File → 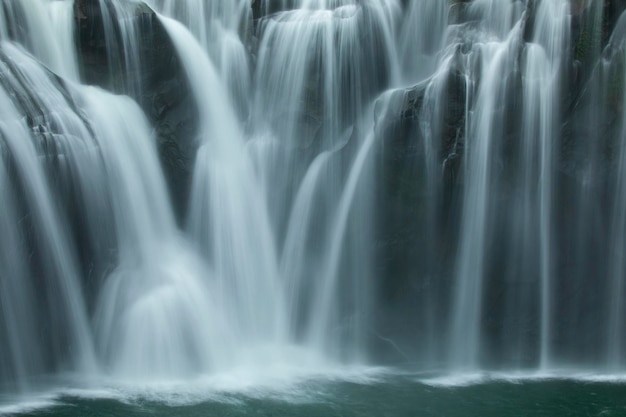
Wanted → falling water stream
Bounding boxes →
[1,0,626,414]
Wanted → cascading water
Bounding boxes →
[594,10,626,370]
[161,15,289,363]
[398,0,448,84]
[0,0,75,78]
[83,86,220,379]
[2,0,626,406]
[247,0,398,359]
[446,0,570,370]
[0,44,97,392]
[146,0,252,116]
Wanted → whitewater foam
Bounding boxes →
[417,370,626,388]
[0,365,390,414]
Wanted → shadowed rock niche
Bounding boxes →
[74,0,199,221]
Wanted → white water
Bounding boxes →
[0,0,70,78]
[398,0,448,84]
[83,87,219,379]
[0,45,97,390]
[528,0,570,370]
[146,0,252,115]
[163,16,289,359]
[2,0,626,405]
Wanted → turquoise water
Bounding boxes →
[2,373,626,417]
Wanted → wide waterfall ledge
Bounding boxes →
[1,0,626,415]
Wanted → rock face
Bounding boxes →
[74,0,198,220]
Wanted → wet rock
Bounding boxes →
[252,0,300,19]
[607,1,626,27]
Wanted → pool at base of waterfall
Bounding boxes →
[2,370,626,417]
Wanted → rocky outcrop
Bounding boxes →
[74,0,199,219]
[252,0,300,20]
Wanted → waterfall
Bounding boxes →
[146,0,252,116]
[249,0,397,359]
[84,86,219,379]
[528,0,570,370]
[449,27,524,369]
[398,0,448,84]
[161,16,289,361]
[0,44,97,391]
[2,0,626,399]
[405,0,573,370]
[604,12,626,370]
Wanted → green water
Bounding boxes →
[4,375,626,417]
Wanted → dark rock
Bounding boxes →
[606,0,626,43]
[252,0,300,20]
